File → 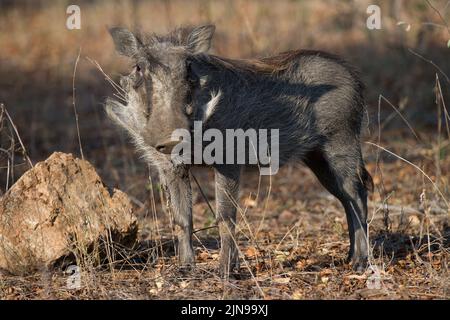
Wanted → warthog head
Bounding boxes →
[106,25,216,154]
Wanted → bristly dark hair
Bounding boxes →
[193,49,364,91]
[139,25,198,48]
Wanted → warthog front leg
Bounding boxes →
[158,165,195,266]
[214,165,241,276]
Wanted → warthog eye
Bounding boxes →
[135,61,145,73]
[133,63,145,89]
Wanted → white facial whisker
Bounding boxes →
[203,90,222,121]
[113,93,128,104]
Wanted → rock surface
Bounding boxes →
[0,152,137,275]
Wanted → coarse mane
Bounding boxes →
[198,51,300,75]
[197,49,363,85]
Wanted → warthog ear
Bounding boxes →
[186,25,215,54]
[109,27,139,58]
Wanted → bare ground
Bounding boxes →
[1,133,448,300]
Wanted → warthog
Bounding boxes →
[106,24,373,274]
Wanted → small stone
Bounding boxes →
[278,210,295,223]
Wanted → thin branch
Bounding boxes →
[435,74,450,140]
[426,0,450,34]
[86,57,127,99]
[366,141,450,209]
[190,171,216,218]
[378,94,421,141]
[1,103,33,168]
[408,48,450,84]
[72,47,84,160]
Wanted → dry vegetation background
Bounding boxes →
[0,0,449,299]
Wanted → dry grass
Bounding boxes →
[1,130,448,299]
[0,0,449,300]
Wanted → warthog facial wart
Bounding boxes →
[105,24,373,275]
